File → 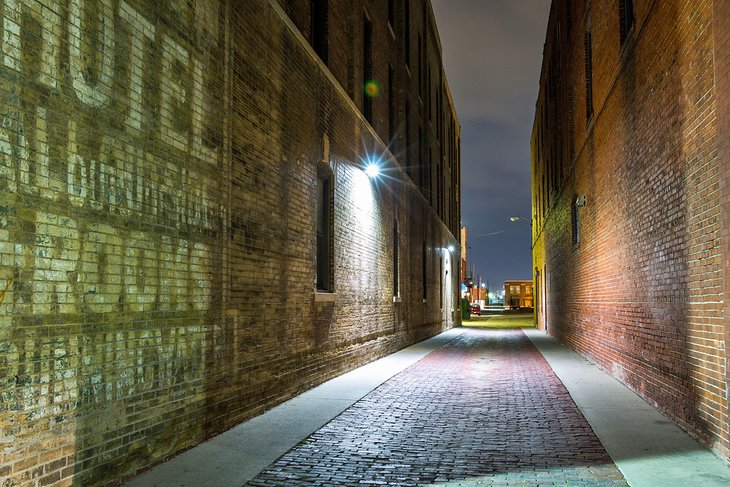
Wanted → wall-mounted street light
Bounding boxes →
[510,215,533,250]
[364,163,381,178]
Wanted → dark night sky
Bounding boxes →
[431,0,552,291]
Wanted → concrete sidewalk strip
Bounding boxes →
[123,328,464,487]
[524,327,730,487]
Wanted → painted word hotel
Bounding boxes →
[0,0,461,485]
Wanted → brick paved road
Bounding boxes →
[246,328,628,486]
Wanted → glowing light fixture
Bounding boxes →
[447,245,455,253]
[364,163,381,178]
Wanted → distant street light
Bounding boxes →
[510,215,533,250]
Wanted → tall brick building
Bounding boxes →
[0,0,460,485]
[532,0,730,460]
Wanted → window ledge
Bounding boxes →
[393,296,402,303]
[314,291,337,302]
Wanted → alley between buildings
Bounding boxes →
[125,316,730,487]
[246,324,625,486]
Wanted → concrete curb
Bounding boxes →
[524,327,730,487]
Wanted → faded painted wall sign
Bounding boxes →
[0,0,227,455]
[0,0,226,322]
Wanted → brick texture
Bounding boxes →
[0,1,460,485]
[532,0,730,459]
[247,328,627,486]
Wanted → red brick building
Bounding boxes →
[0,1,460,485]
[532,0,730,460]
[504,280,533,309]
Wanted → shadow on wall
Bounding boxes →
[618,0,716,450]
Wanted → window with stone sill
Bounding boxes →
[316,165,333,292]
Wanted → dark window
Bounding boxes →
[439,257,443,309]
[422,237,427,300]
[619,0,634,47]
[584,27,594,121]
[428,71,432,121]
[393,220,400,297]
[388,64,395,142]
[418,34,423,99]
[405,103,411,178]
[316,168,333,290]
[437,161,442,217]
[568,85,575,163]
[404,0,410,68]
[363,15,373,124]
[311,0,328,64]
[417,128,423,188]
[427,147,432,204]
[571,194,581,245]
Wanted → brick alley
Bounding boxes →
[245,325,626,486]
[126,316,730,487]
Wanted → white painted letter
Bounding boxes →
[160,35,189,151]
[3,0,62,88]
[191,58,218,164]
[66,120,88,207]
[119,1,156,131]
[0,110,27,194]
[69,0,115,107]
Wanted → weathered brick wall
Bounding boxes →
[280,0,461,240]
[0,1,460,485]
[717,0,730,409]
[533,0,729,459]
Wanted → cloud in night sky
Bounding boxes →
[432,0,552,289]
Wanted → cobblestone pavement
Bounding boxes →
[246,328,628,486]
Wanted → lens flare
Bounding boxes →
[364,80,380,98]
